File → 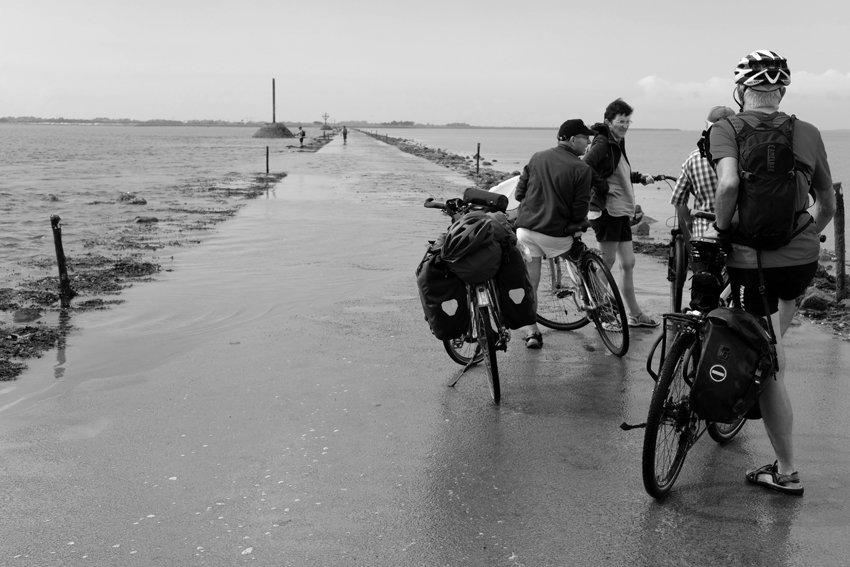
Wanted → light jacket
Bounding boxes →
[584,122,645,212]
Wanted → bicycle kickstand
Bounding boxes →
[448,357,476,387]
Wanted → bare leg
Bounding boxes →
[615,241,641,317]
[521,256,542,337]
[597,240,641,317]
[758,298,797,475]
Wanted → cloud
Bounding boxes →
[794,70,850,99]
[632,70,850,129]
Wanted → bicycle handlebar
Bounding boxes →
[691,210,716,221]
[423,197,446,210]
[653,174,678,182]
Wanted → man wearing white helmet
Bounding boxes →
[710,50,836,496]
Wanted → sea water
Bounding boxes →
[0,123,298,285]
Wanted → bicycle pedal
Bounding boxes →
[554,288,576,299]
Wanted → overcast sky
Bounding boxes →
[3,0,849,130]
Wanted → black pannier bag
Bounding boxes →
[415,238,470,341]
[691,307,775,423]
[494,245,536,329]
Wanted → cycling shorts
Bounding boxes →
[589,210,632,242]
[516,228,573,259]
[728,261,818,316]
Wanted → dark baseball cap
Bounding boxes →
[558,119,595,140]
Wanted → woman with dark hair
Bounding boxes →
[584,98,658,327]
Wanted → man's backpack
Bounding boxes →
[729,113,810,250]
[691,307,775,423]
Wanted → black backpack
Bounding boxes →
[729,113,809,250]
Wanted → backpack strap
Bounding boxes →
[755,250,778,347]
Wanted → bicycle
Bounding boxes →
[652,174,695,313]
[535,235,630,356]
[423,194,511,405]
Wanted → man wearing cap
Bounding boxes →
[669,106,736,311]
[514,119,595,349]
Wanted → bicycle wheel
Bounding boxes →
[642,332,698,498]
[536,256,589,330]
[443,328,483,366]
[669,234,688,313]
[583,252,629,356]
[476,304,501,405]
[707,418,746,444]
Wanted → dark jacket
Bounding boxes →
[583,122,645,212]
[515,144,592,236]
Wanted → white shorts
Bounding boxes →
[516,228,574,259]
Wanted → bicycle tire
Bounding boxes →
[443,328,484,366]
[476,304,501,405]
[536,257,589,330]
[669,235,688,313]
[642,332,698,498]
[707,418,746,444]
[583,252,629,356]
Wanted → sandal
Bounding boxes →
[745,461,804,496]
[628,313,660,328]
[524,332,542,350]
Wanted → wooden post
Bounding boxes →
[266,146,269,174]
[476,143,481,174]
[272,78,276,124]
[835,182,847,301]
[50,215,76,308]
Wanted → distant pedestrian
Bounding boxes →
[584,98,658,328]
[297,126,305,147]
[342,126,348,144]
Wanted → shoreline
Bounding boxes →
[0,136,332,381]
[362,130,850,341]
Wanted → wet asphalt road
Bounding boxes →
[1,131,849,566]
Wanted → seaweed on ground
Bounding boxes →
[0,169,301,381]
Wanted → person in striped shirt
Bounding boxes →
[670,106,736,312]
[670,106,736,239]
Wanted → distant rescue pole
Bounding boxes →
[50,215,76,308]
[476,143,481,174]
[266,146,270,174]
[272,78,276,123]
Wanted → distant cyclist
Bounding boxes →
[514,119,596,349]
[711,50,836,496]
[670,105,736,311]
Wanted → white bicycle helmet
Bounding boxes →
[734,50,791,88]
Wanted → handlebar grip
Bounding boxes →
[424,197,447,210]
[653,174,677,181]
[692,210,716,221]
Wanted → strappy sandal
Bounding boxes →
[627,313,660,328]
[524,332,542,350]
[745,461,804,496]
